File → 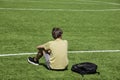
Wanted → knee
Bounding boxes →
[37,47,45,51]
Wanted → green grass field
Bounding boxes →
[0,0,120,80]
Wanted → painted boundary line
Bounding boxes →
[89,0,120,5]
[0,0,120,5]
[0,0,102,5]
[75,0,120,5]
[68,50,120,53]
[0,8,120,12]
[0,50,120,57]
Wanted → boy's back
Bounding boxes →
[47,39,68,69]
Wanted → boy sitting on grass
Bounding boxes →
[28,27,68,71]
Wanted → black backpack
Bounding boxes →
[71,62,100,77]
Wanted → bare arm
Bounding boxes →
[37,45,50,54]
[37,45,45,50]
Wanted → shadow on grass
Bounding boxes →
[39,63,68,71]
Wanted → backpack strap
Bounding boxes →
[96,72,100,75]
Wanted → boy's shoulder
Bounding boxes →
[48,39,67,43]
[63,40,68,43]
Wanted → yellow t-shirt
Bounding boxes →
[43,38,68,69]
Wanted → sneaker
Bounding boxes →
[28,57,39,65]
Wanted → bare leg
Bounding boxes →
[34,48,44,62]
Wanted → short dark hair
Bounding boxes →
[52,27,63,39]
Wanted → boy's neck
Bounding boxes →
[56,37,62,40]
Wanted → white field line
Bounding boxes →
[0,53,36,57]
[0,50,120,57]
[0,0,120,6]
[68,50,120,53]
[0,0,103,5]
[75,0,120,5]
[89,0,120,5]
[0,8,120,12]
